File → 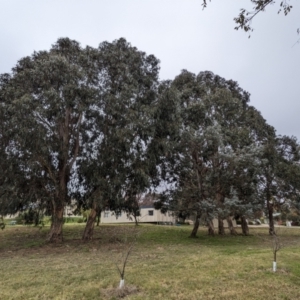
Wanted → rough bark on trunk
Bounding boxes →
[218,216,225,235]
[226,216,237,235]
[241,216,249,236]
[207,219,215,236]
[267,199,275,235]
[47,205,64,242]
[190,214,200,238]
[82,206,99,240]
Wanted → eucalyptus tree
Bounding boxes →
[2,38,96,242]
[0,73,35,218]
[0,74,11,212]
[259,135,300,234]
[277,136,300,214]
[153,71,210,235]
[202,1,296,35]
[224,144,264,235]
[79,38,160,240]
[197,82,249,235]
[154,70,270,237]
[229,104,299,235]
[0,73,21,216]
[187,71,260,235]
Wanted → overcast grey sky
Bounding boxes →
[1,0,299,139]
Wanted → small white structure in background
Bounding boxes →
[100,195,176,224]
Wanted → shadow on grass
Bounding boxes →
[1,224,300,257]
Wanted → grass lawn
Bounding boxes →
[1,224,300,300]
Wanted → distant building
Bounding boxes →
[100,195,176,224]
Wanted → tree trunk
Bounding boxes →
[207,219,215,236]
[267,199,275,235]
[190,214,200,238]
[226,216,237,235]
[134,214,139,226]
[82,205,99,240]
[241,216,249,236]
[96,209,101,226]
[218,216,225,235]
[47,205,64,242]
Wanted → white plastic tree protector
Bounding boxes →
[273,261,277,272]
[119,279,125,288]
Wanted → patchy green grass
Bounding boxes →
[1,224,300,299]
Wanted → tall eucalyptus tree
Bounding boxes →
[79,38,160,240]
[259,135,300,234]
[155,70,270,237]
[0,74,22,216]
[1,38,96,242]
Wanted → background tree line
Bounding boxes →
[0,37,299,242]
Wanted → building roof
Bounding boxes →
[139,194,158,209]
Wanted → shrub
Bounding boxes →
[16,209,44,226]
[63,217,85,224]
